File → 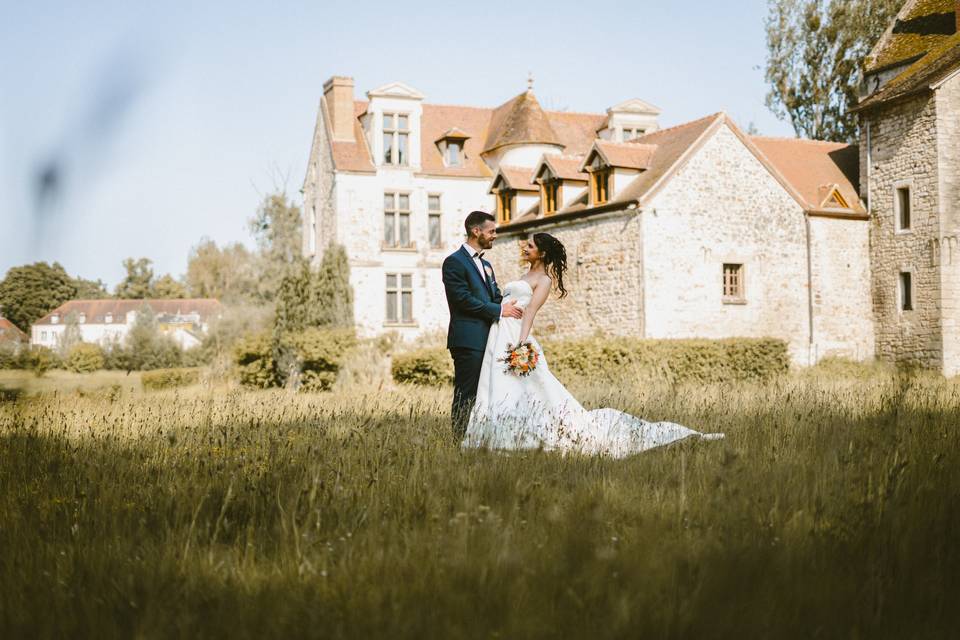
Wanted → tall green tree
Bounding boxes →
[248,192,303,302]
[152,274,188,299]
[72,276,110,299]
[185,238,257,302]
[764,0,902,142]
[0,262,77,332]
[115,258,155,299]
[312,243,354,328]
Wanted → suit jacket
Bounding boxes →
[442,245,503,350]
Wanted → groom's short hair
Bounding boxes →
[464,210,495,235]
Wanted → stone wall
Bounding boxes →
[642,124,812,364]
[486,211,644,341]
[936,74,960,375]
[302,97,338,264]
[861,94,943,369]
[807,216,875,360]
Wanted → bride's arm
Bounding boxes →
[517,276,552,345]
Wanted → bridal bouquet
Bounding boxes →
[498,342,539,377]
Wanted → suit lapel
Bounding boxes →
[459,246,491,299]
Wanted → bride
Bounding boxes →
[463,232,723,457]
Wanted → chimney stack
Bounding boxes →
[323,76,355,142]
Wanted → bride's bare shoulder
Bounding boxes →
[535,274,552,289]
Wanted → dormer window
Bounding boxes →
[105,313,113,324]
[621,127,645,141]
[79,313,86,324]
[587,155,611,205]
[436,128,470,168]
[496,190,514,224]
[382,113,409,166]
[445,141,462,167]
[50,314,59,324]
[541,180,561,215]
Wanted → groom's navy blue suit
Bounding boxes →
[442,245,503,440]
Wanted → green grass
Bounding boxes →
[1,370,959,638]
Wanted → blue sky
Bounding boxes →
[0,0,794,289]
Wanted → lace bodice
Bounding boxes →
[503,280,534,309]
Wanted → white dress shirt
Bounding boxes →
[461,242,486,282]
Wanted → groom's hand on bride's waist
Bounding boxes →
[501,301,523,319]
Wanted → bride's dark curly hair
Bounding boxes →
[532,232,568,298]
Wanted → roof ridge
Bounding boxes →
[751,135,849,146]
[637,112,723,139]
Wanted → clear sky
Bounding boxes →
[0,0,794,289]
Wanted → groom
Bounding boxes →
[442,210,523,441]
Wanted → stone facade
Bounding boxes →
[862,95,944,369]
[485,212,644,341]
[490,123,875,365]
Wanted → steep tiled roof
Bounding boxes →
[419,103,495,178]
[482,90,562,153]
[612,113,724,208]
[867,0,957,71]
[858,31,960,110]
[34,299,223,326]
[0,317,28,343]
[750,137,865,214]
[536,154,589,183]
[328,95,610,179]
[491,165,538,192]
[329,101,376,173]
[587,140,658,170]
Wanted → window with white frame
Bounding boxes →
[384,192,412,248]
[382,113,409,166]
[445,140,462,167]
[385,273,413,324]
[621,126,645,141]
[428,195,443,249]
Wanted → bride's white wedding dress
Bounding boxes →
[463,280,723,457]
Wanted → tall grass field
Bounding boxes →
[1,366,958,638]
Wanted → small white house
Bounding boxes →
[31,299,223,350]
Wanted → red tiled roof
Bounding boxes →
[751,137,865,214]
[329,101,376,173]
[535,154,589,183]
[587,140,658,170]
[0,317,28,343]
[327,95,608,179]
[482,90,561,153]
[491,165,538,192]
[33,299,223,326]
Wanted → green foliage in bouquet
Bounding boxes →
[391,348,454,387]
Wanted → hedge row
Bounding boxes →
[391,337,790,386]
[233,328,356,392]
[142,368,201,390]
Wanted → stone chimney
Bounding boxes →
[323,76,355,142]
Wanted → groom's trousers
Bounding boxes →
[449,347,485,442]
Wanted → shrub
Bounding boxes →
[65,343,105,373]
[392,348,453,386]
[23,347,62,378]
[233,331,278,389]
[0,345,18,370]
[142,367,201,391]
[284,328,356,392]
[541,337,790,385]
